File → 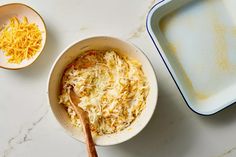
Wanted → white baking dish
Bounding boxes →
[147,0,236,115]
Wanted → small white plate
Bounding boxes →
[0,3,46,70]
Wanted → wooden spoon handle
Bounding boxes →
[81,113,98,157]
[71,104,98,157]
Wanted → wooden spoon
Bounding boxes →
[69,88,98,157]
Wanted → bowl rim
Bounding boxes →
[47,36,158,146]
[0,3,47,70]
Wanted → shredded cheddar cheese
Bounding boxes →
[0,17,42,64]
[59,50,149,135]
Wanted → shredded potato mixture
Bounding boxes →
[0,17,42,63]
[59,50,149,135]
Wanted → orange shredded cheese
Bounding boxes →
[0,16,42,64]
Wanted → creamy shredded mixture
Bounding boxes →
[59,50,149,135]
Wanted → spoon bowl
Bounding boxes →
[0,3,46,70]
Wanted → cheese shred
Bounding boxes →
[59,50,149,135]
[0,16,42,64]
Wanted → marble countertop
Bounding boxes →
[1,0,236,157]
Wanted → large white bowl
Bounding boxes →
[47,36,158,146]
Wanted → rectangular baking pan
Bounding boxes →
[147,0,236,115]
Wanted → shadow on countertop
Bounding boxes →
[112,80,236,157]
[199,103,236,127]
[114,81,196,157]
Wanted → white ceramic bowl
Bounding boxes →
[48,36,158,146]
[0,3,46,70]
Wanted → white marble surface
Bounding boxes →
[1,0,236,157]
